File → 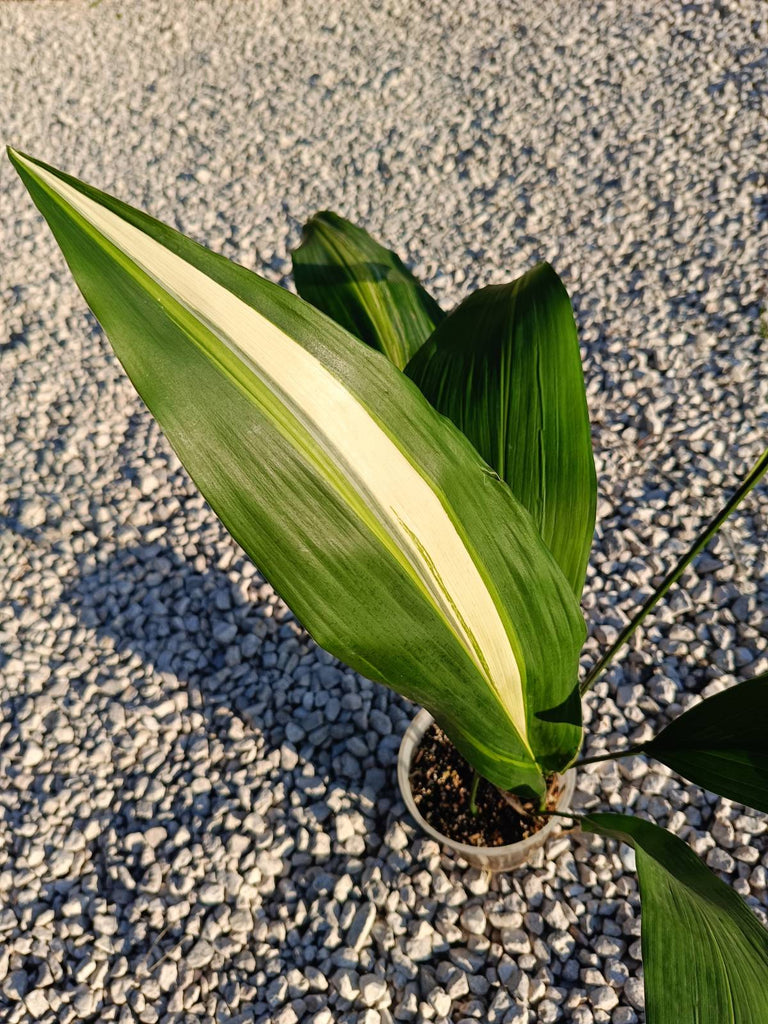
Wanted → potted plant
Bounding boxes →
[9,147,768,1023]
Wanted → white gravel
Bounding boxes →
[1,1,767,1022]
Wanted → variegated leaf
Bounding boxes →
[9,148,586,794]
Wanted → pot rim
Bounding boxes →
[397,707,576,864]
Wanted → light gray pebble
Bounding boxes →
[186,940,215,968]
[3,971,28,1001]
[93,913,118,935]
[460,905,487,935]
[335,814,356,843]
[198,881,225,905]
[707,848,735,874]
[213,621,238,645]
[428,987,452,1017]
[589,985,619,1011]
[613,1009,639,1024]
[501,929,531,955]
[157,961,177,991]
[360,973,389,1007]
[309,1009,333,1024]
[23,989,50,1018]
[624,978,646,1010]
[346,901,376,951]
[21,742,45,767]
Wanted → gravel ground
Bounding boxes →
[1,1,767,1022]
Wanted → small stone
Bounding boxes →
[385,822,408,851]
[501,1006,528,1023]
[3,971,29,1001]
[501,928,531,955]
[144,826,167,848]
[62,896,87,917]
[613,1010,638,1024]
[158,961,177,991]
[139,472,160,496]
[74,957,96,982]
[18,501,46,529]
[335,814,356,843]
[360,973,388,1007]
[73,989,95,1015]
[198,881,225,905]
[281,745,299,770]
[405,936,433,961]
[589,985,619,1011]
[594,936,624,958]
[444,969,469,998]
[24,989,50,1018]
[707,848,735,874]
[242,812,266,835]
[333,969,359,1001]
[110,977,131,1004]
[460,905,486,935]
[93,913,119,935]
[370,709,392,735]
[266,976,288,1008]
[428,988,452,1017]
[273,1008,298,1024]
[285,722,306,744]
[624,978,645,1010]
[346,902,376,951]
[497,956,519,987]
[543,901,570,931]
[213,621,238,645]
[538,1000,559,1023]
[464,868,490,896]
[604,958,629,986]
[22,743,45,767]
[186,940,215,968]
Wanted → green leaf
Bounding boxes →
[292,211,444,371]
[406,264,596,597]
[583,813,768,1024]
[580,445,768,694]
[9,148,586,795]
[641,673,768,812]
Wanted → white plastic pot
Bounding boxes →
[397,708,576,872]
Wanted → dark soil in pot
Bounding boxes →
[409,722,562,847]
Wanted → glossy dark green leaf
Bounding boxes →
[406,263,596,597]
[292,211,444,370]
[10,147,586,795]
[642,673,768,812]
[584,813,768,1024]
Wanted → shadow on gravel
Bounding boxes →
[57,538,401,805]
[1,530,404,988]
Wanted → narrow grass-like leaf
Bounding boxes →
[584,813,768,1024]
[642,673,768,812]
[406,264,596,597]
[292,211,444,370]
[581,446,768,694]
[9,148,586,795]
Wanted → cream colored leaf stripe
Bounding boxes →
[15,151,531,755]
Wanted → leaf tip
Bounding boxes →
[6,146,37,177]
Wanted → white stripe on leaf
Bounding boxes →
[18,152,530,751]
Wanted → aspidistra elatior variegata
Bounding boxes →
[9,148,585,796]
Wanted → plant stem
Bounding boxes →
[580,445,768,696]
[535,808,583,823]
[469,770,481,815]
[572,744,646,768]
